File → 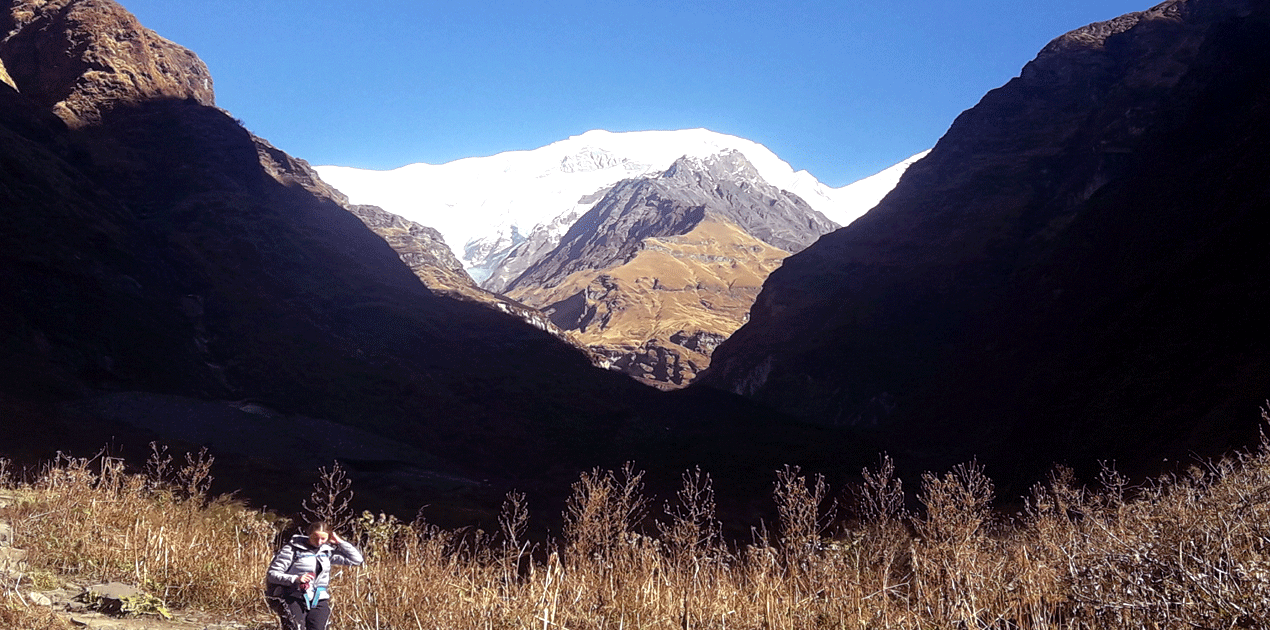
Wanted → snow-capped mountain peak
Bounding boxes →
[314,129,926,284]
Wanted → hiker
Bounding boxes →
[265,521,364,630]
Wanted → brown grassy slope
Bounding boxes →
[508,215,790,388]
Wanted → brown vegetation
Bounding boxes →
[509,217,791,388]
[3,421,1270,629]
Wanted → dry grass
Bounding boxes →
[0,598,73,630]
[3,425,1270,629]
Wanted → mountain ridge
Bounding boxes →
[507,150,836,293]
[0,0,214,126]
[315,130,924,285]
[699,0,1270,488]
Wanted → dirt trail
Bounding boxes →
[15,580,265,630]
[2,491,267,630]
[6,570,268,630]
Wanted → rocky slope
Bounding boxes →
[0,0,214,126]
[0,0,502,314]
[514,218,789,386]
[505,151,838,387]
[253,133,566,333]
[701,0,1270,488]
[481,187,609,295]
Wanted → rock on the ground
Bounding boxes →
[0,545,27,573]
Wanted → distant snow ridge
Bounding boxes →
[826,149,931,224]
[315,129,926,285]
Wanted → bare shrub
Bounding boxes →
[497,489,530,586]
[912,460,1003,626]
[6,424,1270,630]
[773,464,834,559]
[301,461,353,532]
[852,453,913,620]
[498,489,529,553]
[143,442,174,493]
[1068,452,1270,628]
[176,447,214,503]
[915,460,994,545]
[857,452,906,525]
[657,466,720,566]
[562,462,648,563]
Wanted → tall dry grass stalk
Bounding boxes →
[1,446,279,614]
[2,428,1269,629]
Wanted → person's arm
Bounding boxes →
[327,533,365,567]
[266,544,301,585]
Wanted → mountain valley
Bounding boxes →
[0,0,1267,532]
[0,0,863,525]
[320,133,918,387]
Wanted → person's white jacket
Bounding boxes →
[266,534,364,603]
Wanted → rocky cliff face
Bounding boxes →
[506,151,838,387]
[0,0,214,126]
[701,0,1269,486]
[481,186,609,295]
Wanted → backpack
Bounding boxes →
[263,540,329,604]
[263,541,303,600]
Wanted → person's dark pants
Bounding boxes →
[267,596,331,630]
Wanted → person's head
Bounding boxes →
[306,521,332,547]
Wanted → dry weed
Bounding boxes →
[3,432,1269,629]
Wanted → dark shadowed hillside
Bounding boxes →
[0,0,868,527]
[7,0,1268,531]
[702,0,1270,489]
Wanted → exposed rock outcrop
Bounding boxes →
[0,57,14,90]
[481,193,602,295]
[509,150,836,293]
[701,0,1270,487]
[0,0,214,126]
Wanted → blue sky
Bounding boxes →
[122,0,1152,187]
